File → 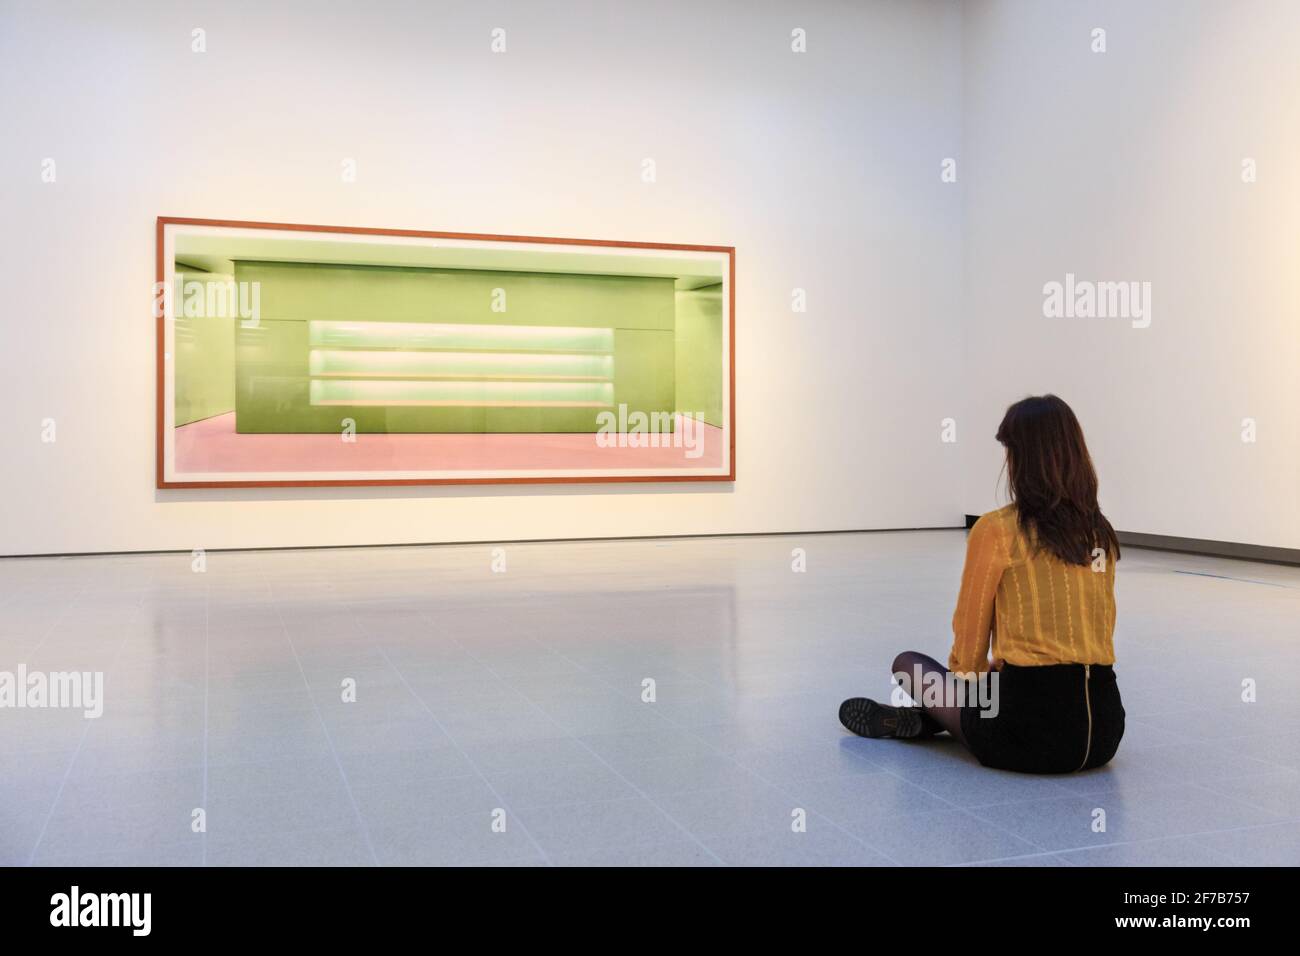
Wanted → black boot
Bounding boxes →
[839,698,942,739]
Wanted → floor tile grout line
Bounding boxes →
[504,776,1041,856]
[24,587,140,866]
[269,583,381,867]
[713,662,1070,853]
[440,629,731,867]
[1169,777,1299,822]
[18,586,91,865]
[1104,726,1300,776]
[526,637,913,866]
[571,675,1295,861]
[610,644,1077,857]
[529,631,1050,861]
[944,847,1080,867]
[11,538,1300,867]
[861,765,1054,856]
[19,570,126,864]
[20,580,91,669]
[837,687,1066,855]
[950,775,1300,820]
[1120,703,1300,728]
[346,603,556,867]
[954,817,1297,866]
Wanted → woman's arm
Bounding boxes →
[949,514,1008,677]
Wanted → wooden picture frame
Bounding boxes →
[156,217,735,489]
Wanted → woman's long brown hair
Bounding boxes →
[996,395,1120,566]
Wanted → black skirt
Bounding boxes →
[959,663,1125,774]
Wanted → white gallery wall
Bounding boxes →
[2,1,1295,557]
[961,0,1300,550]
[0,0,965,556]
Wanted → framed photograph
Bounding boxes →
[155,218,734,488]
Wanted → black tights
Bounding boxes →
[891,650,967,745]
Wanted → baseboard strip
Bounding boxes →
[963,514,1300,567]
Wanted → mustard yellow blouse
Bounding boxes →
[950,504,1116,675]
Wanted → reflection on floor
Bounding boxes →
[174,412,724,474]
[1,531,1298,866]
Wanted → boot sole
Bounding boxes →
[839,697,894,737]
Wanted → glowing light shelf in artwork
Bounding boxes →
[308,349,613,382]
[309,379,615,408]
[308,321,615,354]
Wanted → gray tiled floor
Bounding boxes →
[1,530,1298,867]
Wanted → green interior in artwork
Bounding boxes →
[172,256,723,435]
[173,273,236,427]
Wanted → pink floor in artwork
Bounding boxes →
[174,413,724,474]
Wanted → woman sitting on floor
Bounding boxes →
[839,394,1125,774]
